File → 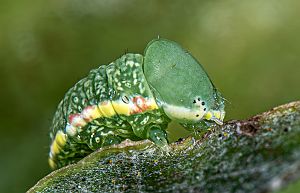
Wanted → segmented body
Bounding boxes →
[49,38,226,169]
[49,54,170,169]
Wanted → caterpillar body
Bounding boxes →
[49,38,225,169]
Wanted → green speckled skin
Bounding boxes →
[105,54,169,139]
[49,38,225,169]
[50,53,169,168]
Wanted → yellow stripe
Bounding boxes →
[97,98,158,118]
[50,131,67,156]
[56,130,67,147]
[48,158,56,169]
[148,98,159,110]
[82,105,102,121]
[89,106,102,119]
[50,140,61,155]
[98,101,116,117]
[204,111,213,120]
[112,101,131,116]
[213,111,221,120]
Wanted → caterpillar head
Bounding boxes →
[143,38,225,127]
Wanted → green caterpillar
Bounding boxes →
[49,38,225,169]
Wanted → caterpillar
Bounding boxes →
[48,38,225,169]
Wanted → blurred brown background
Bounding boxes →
[0,0,299,192]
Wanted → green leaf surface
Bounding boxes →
[28,101,300,193]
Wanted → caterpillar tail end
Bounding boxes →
[48,157,57,169]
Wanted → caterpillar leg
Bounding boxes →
[147,125,169,151]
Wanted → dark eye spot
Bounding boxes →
[196,114,199,117]
[198,98,201,101]
[122,96,129,104]
[202,102,205,105]
[193,100,196,103]
[204,108,207,111]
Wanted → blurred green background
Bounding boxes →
[0,0,299,192]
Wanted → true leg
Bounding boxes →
[147,125,169,151]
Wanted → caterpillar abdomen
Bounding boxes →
[49,53,168,169]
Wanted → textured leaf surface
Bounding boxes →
[28,101,300,193]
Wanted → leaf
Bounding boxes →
[28,101,300,193]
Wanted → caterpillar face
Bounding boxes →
[162,96,225,125]
[192,97,225,125]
